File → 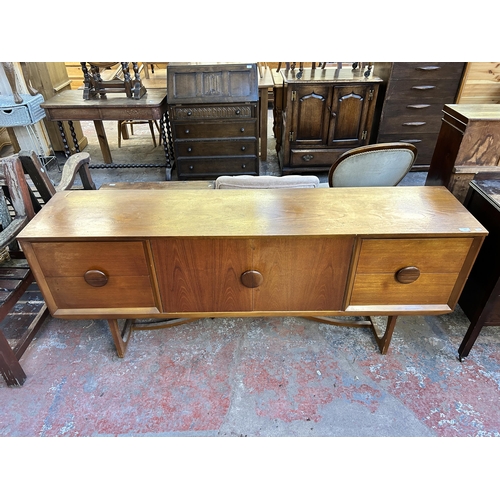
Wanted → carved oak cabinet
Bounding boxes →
[167,62,259,180]
[18,187,486,357]
[274,67,382,174]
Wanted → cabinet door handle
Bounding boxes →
[406,104,430,109]
[241,146,246,151]
[240,127,245,132]
[241,164,246,169]
[415,66,441,71]
[302,154,314,162]
[241,270,263,288]
[403,122,426,126]
[187,147,192,153]
[411,86,435,90]
[235,109,241,115]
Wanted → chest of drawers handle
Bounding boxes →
[395,266,420,284]
[411,86,436,91]
[84,270,108,287]
[406,104,431,109]
[416,66,441,71]
[403,122,426,127]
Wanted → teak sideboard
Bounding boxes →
[17,187,486,357]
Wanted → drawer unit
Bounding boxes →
[26,241,159,314]
[374,62,466,167]
[348,237,473,308]
[167,63,259,180]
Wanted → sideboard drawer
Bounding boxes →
[30,241,157,309]
[349,238,473,306]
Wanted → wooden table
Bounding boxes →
[458,177,500,359]
[41,89,175,179]
[18,186,486,358]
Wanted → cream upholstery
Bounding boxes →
[328,143,417,187]
[215,175,320,189]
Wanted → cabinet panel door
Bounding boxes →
[290,85,331,146]
[151,238,253,312]
[252,236,353,312]
[328,85,374,147]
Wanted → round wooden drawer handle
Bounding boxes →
[395,266,420,284]
[84,270,108,287]
[241,270,263,288]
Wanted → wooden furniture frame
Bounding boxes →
[0,151,96,387]
[458,176,500,360]
[18,187,486,359]
[425,104,500,203]
[41,89,175,178]
[80,62,146,100]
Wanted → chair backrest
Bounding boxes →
[215,174,320,189]
[18,150,95,212]
[328,143,417,188]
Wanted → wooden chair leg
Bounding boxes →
[0,327,27,387]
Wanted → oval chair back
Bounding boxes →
[328,143,418,187]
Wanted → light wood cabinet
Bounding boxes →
[456,63,500,104]
[18,187,486,356]
[274,68,381,174]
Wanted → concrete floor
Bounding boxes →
[1,107,500,444]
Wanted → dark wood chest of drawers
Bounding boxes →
[373,62,466,167]
[167,63,259,180]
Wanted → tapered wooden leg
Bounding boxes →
[107,319,133,358]
[0,328,27,387]
[370,315,398,354]
[306,315,399,354]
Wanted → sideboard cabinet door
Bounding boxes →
[151,236,354,314]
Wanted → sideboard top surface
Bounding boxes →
[18,187,487,240]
